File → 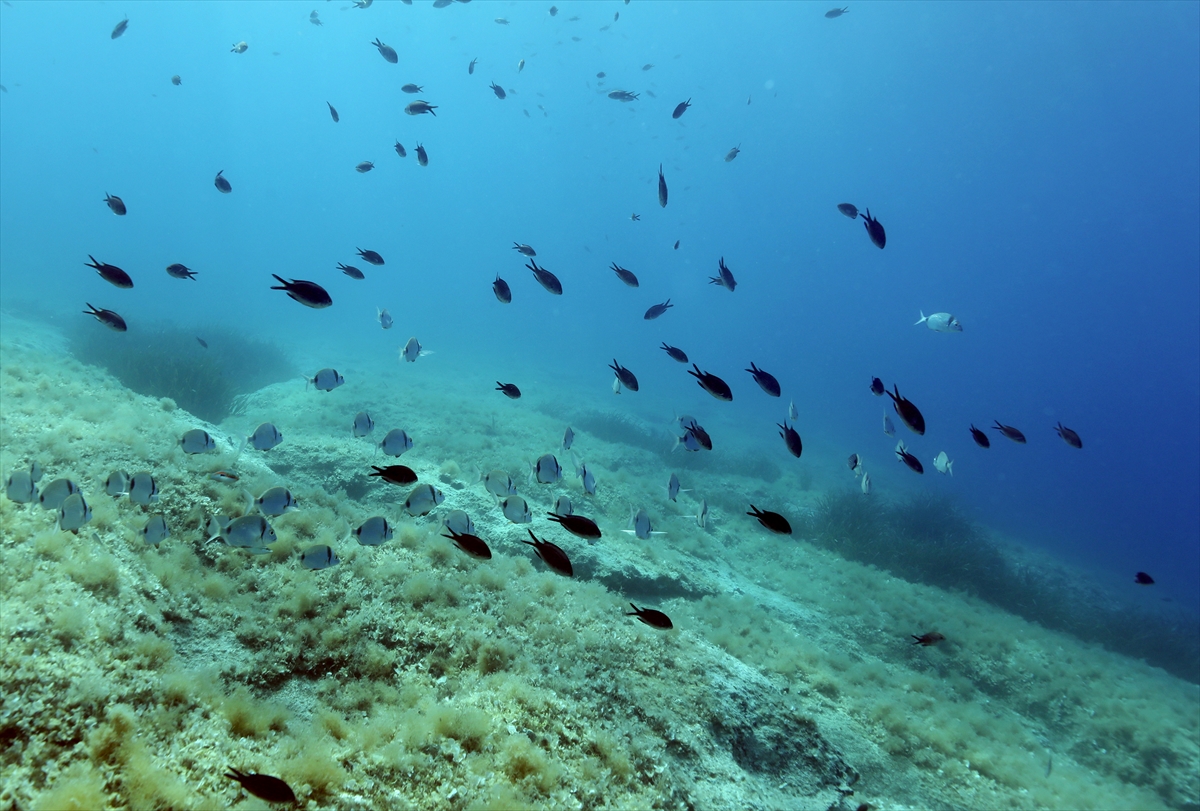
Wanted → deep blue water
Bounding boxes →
[1,1,1197,611]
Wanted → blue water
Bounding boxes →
[1,1,1197,611]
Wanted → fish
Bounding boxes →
[630,213,641,221]
[527,259,562,295]
[1134,572,1155,585]
[746,362,781,397]
[933,451,954,476]
[248,422,282,451]
[372,38,398,63]
[104,193,126,215]
[627,604,672,629]
[688,364,733,401]
[789,400,799,421]
[512,243,537,257]
[747,504,791,535]
[547,511,601,540]
[1055,422,1082,449]
[353,412,375,438]
[468,58,477,74]
[393,141,407,157]
[129,472,158,506]
[915,311,963,332]
[5,468,37,504]
[725,145,741,162]
[85,255,133,288]
[492,275,512,303]
[301,545,340,570]
[825,7,850,19]
[180,429,217,455]
[608,360,639,392]
[861,471,871,495]
[401,337,423,363]
[355,161,375,173]
[886,385,925,435]
[171,75,182,85]
[870,377,885,396]
[57,493,92,534]
[696,498,708,528]
[883,414,895,436]
[524,530,573,577]
[211,514,276,550]
[111,17,129,38]
[675,429,702,452]
[214,170,232,192]
[207,471,239,483]
[672,99,691,119]
[251,486,297,517]
[848,453,861,474]
[271,275,332,308]
[401,84,423,94]
[674,240,680,250]
[416,144,429,167]
[377,308,393,329]
[357,248,385,265]
[442,526,492,559]
[309,368,344,392]
[709,256,737,291]
[230,42,248,54]
[404,484,444,516]
[658,164,668,208]
[644,300,673,320]
[226,770,297,805]
[39,478,80,511]
[443,510,475,536]
[683,420,712,451]
[611,263,639,287]
[518,59,525,72]
[992,421,1026,443]
[496,382,521,399]
[896,446,924,474]
[380,428,413,457]
[500,495,532,523]
[354,516,393,546]
[490,82,507,99]
[596,72,606,79]
[83,303,127,332]
[405,101,437,116]
[531,454,563,484]
[862,208,886,249]
[912,632,945,647]
[837,203,859,219]
[576,462,596,495]
[626,508,654,540]
[166,263,197,280]
[969,424,991,448]
[142,514,169,546]
[613,377,622,395]
[553,495,573,516]
[562,426,575,451]
[549,6,558,16]
[667,473,686,502]
[773,422,802,458]
[608,90,639,102]
[370,464,417,485]
[660,343,688,363]
[327,102,339,122]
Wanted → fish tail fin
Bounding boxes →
[948,460,954,476]
[914,310,927,325]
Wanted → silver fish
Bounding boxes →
[402,336,422,362]
[500,495,532,524]
[562,426,574,451]
[378,308,393,330]
[212,514,276,550]
[380,429,414,457]
[531,454,562,485]
[442,510,475,536]
[105,470,130,497]
[301,544,340,570]
[628,508,652,540]
[404,483,444,516]
[696,498,708,529]
[933,451,954,476]
[5,470,37,504]
[129,472,158,506]
[481,469,517,497]
[353,411,375,437]
[674,430,702,452]
[576,462,596,495]
[883,414,895,437]
[789,400,799,421]
[612,377,621,395]
[39,478,80,510]
[58,492,92,534]
[248,422,282,451]
[253,486,298,517]
[914,310,963,333]
[143,514,169,545]
[861,472,872,495]
[311,368,344,392]
[180,429,216,454]
[667,472,683,502]
[354,516,393,546]
[553,495,573,516]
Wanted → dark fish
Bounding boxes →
[327,101,339,122]
[547,511,601,540]
[527,259,562,295]
[837,203,859,219]
[225,769,297,804]
[338,263,364,280]
[1134,572,1155,585]
[969,424,991,448]
[111,17,128,39]
[657,164,668,207]
[674,240,680,250]
[85,255,133,288]
[709,256,737,291]
[610,263,639,287]
[627,603,672,629]
[660,343,688,363]
[401,83,423,94]
[468,57,477,74]
[372,38,398,63]
[166,263,197,280]
[171,75,181,85]
[870,377,885,396]
[896,447,924,473]
[671,99,691,119]
[1055,422,1082,449]
[683,420,712,451]
[607,90,639,102]
[493,274,512,303]
[608,360,639,392]
[825,7,849,19]
[415,143,428,166]
[549,6,558,17]
[911,632,944,647]
[270,275,332,308]
[596,72,605,79]
[355,161,375,173]
[523,530,572,576]
[512,242,536,256]
[630,213,640,221]
[357,248,385,265]
[724,145,740,162]
[104,193,126,215]
[196,337,208,348]
[496,381,521,399]
[778,422,802,458]
[83,303,126,332]
[393,140,407,157]
[644,299,672,320]
[443,527,492,559]
[369,464,417,485]
[992,421,1026,444]
[862,208,886,249]
[405,100,437,116]
[746,362,781,397]
[214,170,232,193]
[886,385,925,435]
[747,504,791,534]
[490,82,506,99]
[688,364,732,401]
[848,453,860,472]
